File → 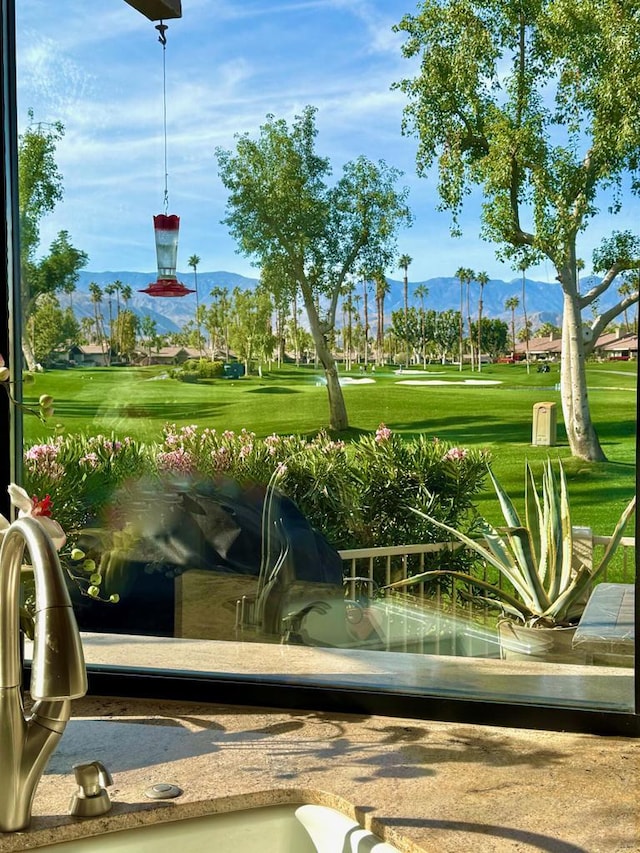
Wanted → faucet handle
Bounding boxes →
[69,761,113,817]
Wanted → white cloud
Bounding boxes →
[15,1,640,281]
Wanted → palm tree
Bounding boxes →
[121,284,133,310]
[188,254,202,355]
[341,280,355,370]
[361,271,371,369]
[476,271,489,372]
[505,295,520,358]
[62,279,76,312]
[104,283,115,350]
[374,270,390,366]
[455,267,474,371]
[88,282,107,361]
[618,279,633,332]
[398,253,412,366]
[519,261,531,374]
[415,283,429,367]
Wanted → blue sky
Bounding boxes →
[15,0,640,283]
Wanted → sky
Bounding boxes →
[14,0,640,284]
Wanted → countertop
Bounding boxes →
[0,698,640,853]
[0,697,638,852]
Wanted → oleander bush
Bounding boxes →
[22,424,489,556]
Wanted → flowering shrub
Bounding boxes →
[349,426,489,548]
[23,432,148,534]
[23,424,489,559]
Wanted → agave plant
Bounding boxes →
[390,460,636,628]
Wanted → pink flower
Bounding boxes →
[375,424,392,443]
[239,443,253,459]
[443,447,467,462]
[79,452,100,469]
[156,448,196,474]
[24,442,64,480]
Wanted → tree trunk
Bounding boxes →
[301,284,349,431]
[21,334,37,371]
[403,274,409,366]
[560,287,606,461]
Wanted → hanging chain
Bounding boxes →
[156,21,169,214]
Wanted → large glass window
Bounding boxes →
[3,0,638,734]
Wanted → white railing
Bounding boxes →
[338,533,636,602]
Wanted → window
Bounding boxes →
[2,0,638,736]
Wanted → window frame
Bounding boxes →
[2,0,638,737]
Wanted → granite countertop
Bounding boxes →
[1,696,638,852]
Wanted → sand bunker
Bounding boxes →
[339,377,376,385]
[396,379,502,386]
[393,369,445,376]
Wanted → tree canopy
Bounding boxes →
[394,0,640,460]
[216,106,411,430]
[18,117,87,369]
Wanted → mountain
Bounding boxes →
[68,271,612,332]
[72,270,259,333]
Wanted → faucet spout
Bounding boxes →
[0,517,87,832]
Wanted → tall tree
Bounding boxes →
[518,260,531,373]
[454,267,474,371]
[414,282,429,366]
[216,106,411,430]
[188,254,203,355]
[104,283,115,350]
[88,282,108,362]
[475,270,489,371]
[31,294,79,365]
[395,0,640,461]
[398,253,413,365]
[112,310,138,361]
[361,272,372,369]
[470,317,508,361]
[374,271,390,366]
[434,309,461,364]
[229,285,275,376]
[206,285,231,359]
[18,117,87,369]
[505,296,520,357]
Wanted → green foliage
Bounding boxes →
[216,105,412,429]
[175,359,225,381]
[21,362,636,540]
[18,119,87,346]
[22,424,489,557]
[396,460,636,627]
[394,0,640,459]
[469,318,509,358]
[31,294,80,364]
[23,433,150,533]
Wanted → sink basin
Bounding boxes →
[33,803,400,852]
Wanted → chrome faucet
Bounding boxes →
[0,517,87,832]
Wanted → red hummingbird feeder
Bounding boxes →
[140,214,195,297]
[139,22,195,298]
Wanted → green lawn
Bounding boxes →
[22,360,637,537]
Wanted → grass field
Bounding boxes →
[22,360,637,537]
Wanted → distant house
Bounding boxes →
[596,333,638,361]
[592,330,637,360]
[513,328,637,361]
[67,344,112,367]
[514,333,562,361]
[135,346,201,365]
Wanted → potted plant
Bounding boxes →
[388,460,636,663]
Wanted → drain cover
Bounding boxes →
[144,783,183,800]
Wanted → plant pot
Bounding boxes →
[498,621,587,665]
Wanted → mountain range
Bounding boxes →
[68,270,615,334]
